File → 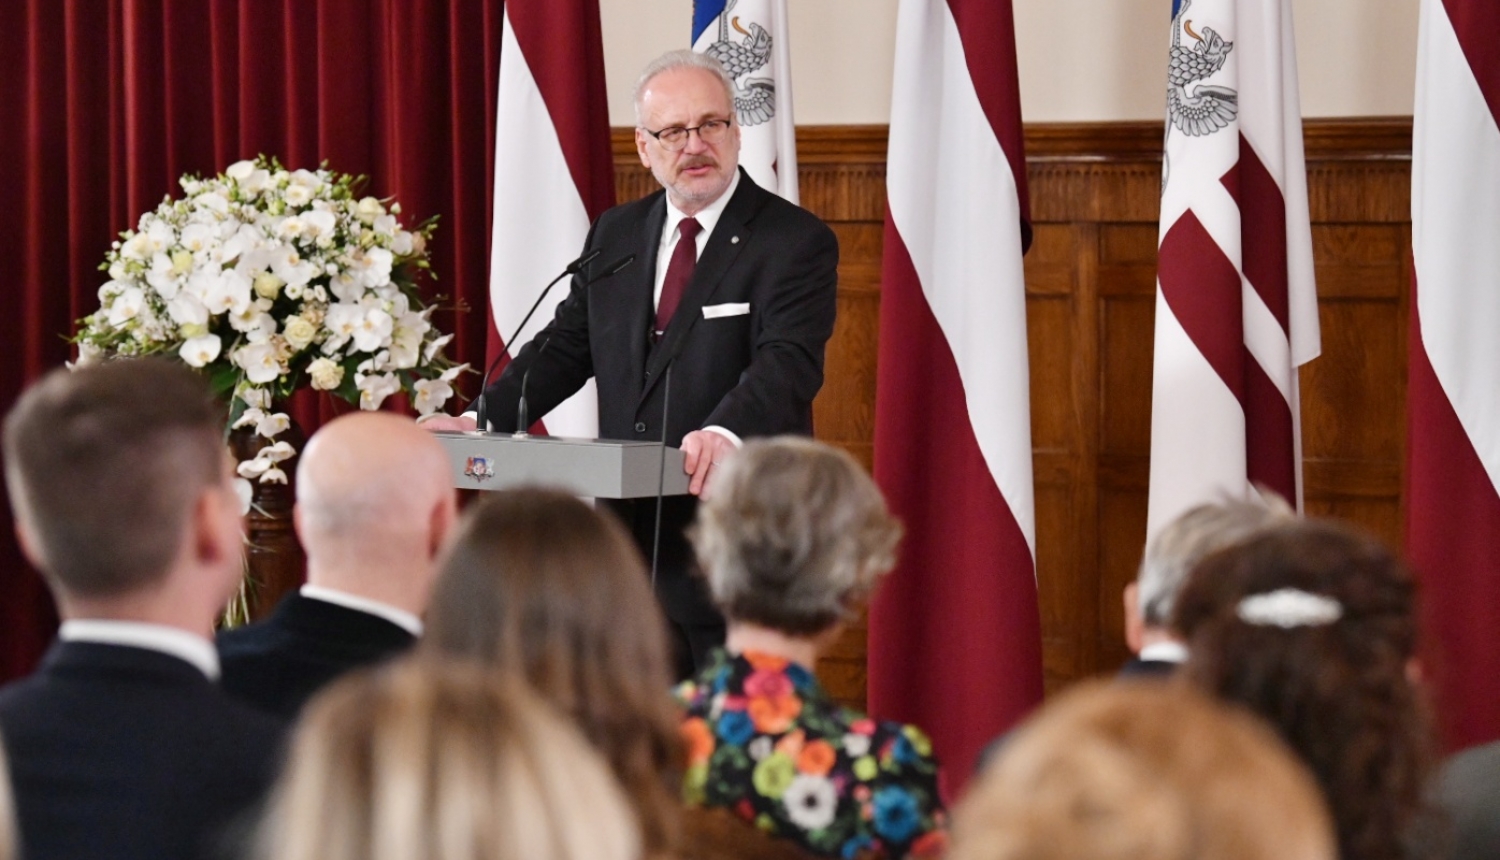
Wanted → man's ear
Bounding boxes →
[13,517,45,570]
[1123,582,1145,655]
[428,491,457,559]
[635,128,651,168]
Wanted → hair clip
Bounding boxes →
[1236,588,1343,629]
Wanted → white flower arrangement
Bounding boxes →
[72,156,468,483]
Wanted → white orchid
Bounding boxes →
[356,369,401,410]
[106,287,147,328]
[76,155,450,500]
[178,334,222,368]
[351,306,394,353]
[234,342,282,384]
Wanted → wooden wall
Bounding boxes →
[612,119,1415,707]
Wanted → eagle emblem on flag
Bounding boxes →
[1167,0,1239,138]
[703,0,776,127]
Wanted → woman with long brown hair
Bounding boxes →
[424,488,683,859]
[1174,519,1437,860]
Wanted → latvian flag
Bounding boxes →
[1407,0,1500,751]
[1147,0,1320,538]
[487,0,615,436]
[692,0,799,202]
[869,0,1041,789]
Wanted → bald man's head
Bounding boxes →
[294,412,457,609]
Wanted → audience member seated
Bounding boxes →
[948,680,1336,860]
[255,659,639,860]
[0,738,14,860]
[1122,495,1292,677]
[424,488,684,859]
[1434,739,1500,860]
[218,411,456,719]
[1174,519,1438,860]
[0,360,283,860]
[680,437,945,859]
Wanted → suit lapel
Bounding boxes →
[639,173,764,406]
[620,197,667,394]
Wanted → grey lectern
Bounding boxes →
[432,432,691,498]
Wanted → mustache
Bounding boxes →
[678,156,717,170]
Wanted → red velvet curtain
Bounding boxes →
[0,0,504,681]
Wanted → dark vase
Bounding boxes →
[227,416,307,622]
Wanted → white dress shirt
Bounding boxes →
[59,619,221,680]
[1139,640,1188,664]
[300,584,424,636]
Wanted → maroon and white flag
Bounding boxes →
[488,0,614,435]
[1407,0,1500,750]
[870,0,1042,788]
[1148,0,1320,538]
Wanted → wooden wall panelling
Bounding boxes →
[609,119,1414,709]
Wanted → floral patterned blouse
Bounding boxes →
[676,648,947,859]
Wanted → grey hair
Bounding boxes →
[632,49,736,127]
[1138,494,1296,627]
[689,437,903,636]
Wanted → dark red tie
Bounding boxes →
[655,217,701,335]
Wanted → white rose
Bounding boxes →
[355,196,384,223]
[240,169,271,196]
[282,315,317,351]
[178,334,222,368]
[391,230,414,255]
[283,184,313,207]
[307,357,344,391]
[253,271,284,301]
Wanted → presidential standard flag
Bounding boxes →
[488,0,615,435]
[1407,0,1500,751]
[870,0,1041,788]
[1147,0,1320,538]
[692,0,798,201]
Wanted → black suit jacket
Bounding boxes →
[217,592,416,720]
[0,641,284,860]
[483,170,839,625]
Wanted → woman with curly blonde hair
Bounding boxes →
[949,681,1336,860]
[256,660,639,860]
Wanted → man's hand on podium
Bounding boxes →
[681,429,738,498]
[419,414,478,433]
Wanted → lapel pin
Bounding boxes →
[731,235,740,244]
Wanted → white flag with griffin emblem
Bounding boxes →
[692,0,798,202]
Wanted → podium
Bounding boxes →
[432,432,692,498]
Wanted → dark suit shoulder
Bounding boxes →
[0,642,283,860]
[217,593,414,720]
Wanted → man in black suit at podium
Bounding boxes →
[424,50,839,675]
[0,360,282,860]
[219,412,456,719]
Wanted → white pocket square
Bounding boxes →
[702,303,750,319]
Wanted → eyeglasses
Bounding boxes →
[642,119,733,152]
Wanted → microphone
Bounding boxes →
[471,249,600,432]
[513,338,550,439]
[650,363,672,589]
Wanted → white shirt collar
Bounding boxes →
[300,584,424,636]
[1139,640,1189,664]
[59,619,220,680]
[663,167,741,250]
